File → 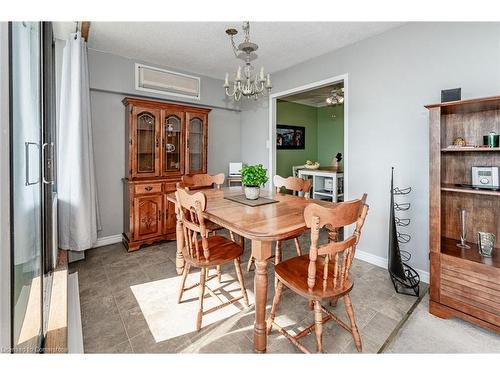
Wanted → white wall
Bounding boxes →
[0,21,11,351]
[241,22,500,276]
[55,41,242,240]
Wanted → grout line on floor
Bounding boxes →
[112,291,135,353]
[377,289,427,353]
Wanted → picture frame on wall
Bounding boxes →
[277,124,305,149]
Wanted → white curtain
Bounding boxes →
[57,32,100,251]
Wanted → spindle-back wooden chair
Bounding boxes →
[177,173,244,282]
[181,173,225,190]
[267,194,369,353]
[175,188,249,331]
[247,175,312,281]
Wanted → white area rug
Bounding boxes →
[131,269,252,343]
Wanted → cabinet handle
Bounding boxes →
[156,138,159,147]
[158,210,161,221]
[145,186,153,191]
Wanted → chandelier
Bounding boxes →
[326,88,345,105]
[223,22,272,101]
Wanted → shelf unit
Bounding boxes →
[297,168,344,202]
[426,95,500,333]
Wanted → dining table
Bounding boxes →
[167,186,337,353]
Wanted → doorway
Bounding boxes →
[268,74,348,200]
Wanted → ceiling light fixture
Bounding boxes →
[326,88,345,105]
[223,22,272,101]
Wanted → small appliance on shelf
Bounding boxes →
[472,166,499,188]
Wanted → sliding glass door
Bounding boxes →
[10,21,43,352]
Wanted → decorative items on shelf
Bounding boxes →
[241,163,269,200]
[388,167,420,297]
[456,208,471,249]
[484,132,499,148]
[477,232,496,257]
[446,132,499,149]
[303,160,320,169]
[453,137,467,147]
[331,152,342,170]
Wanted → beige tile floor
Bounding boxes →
[70,231,426,353]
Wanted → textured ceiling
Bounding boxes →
[279,82,344,107]
[53,22,402,80]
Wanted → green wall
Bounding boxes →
[276,101,318,178]
[317,104,344,167]
[276,101,344,177]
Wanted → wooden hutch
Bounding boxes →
[426,96,499,333]
[122,97,210,251]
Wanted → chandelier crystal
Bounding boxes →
[223,22,272,101]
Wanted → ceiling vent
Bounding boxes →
[135,63,201,100]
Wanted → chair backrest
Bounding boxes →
[274,175,312,198]
[175,188,211,261]
[182,173,225,190]
[304,194,369,291]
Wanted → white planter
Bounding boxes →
[244,186,260,200]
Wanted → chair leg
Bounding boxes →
[246,257,255,272]
[266,280,284,334]
[197,267,207,331]
[216,265,222,283]
[293,237,302,256]
[344,294,362,352]
[234,258,249,307]
[177,264,190,304]
[314,300,323,353]
[329,298,338,307]
[274,241,282,288]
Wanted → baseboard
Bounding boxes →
[355,248,430,284]
[93,234,122,248]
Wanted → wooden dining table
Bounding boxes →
[167,186,336,353]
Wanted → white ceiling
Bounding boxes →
[279,82,344,107]
[53,22,402,80]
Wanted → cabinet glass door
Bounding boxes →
[162,113,183,175]
[187,113,206,173]
[135,110,159,176]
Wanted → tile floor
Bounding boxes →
[70,231,427,353]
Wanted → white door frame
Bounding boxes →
[268,73,349,201]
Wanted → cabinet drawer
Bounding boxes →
[134,183,162,195]
[164,182,177,192]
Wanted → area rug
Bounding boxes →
[130,270,253,343]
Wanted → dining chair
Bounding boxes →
[181,173,225,190]
[266,194,369,353]
[178,173,244,282]
[175,188,249,331]
[247,175,312,280]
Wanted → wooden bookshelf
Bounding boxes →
[426,96,500,334]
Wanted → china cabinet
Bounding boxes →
[122,97,210,251]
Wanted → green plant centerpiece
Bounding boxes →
[240,164,269,200]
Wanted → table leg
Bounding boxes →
[175,203,185,275]
[251,240,272,353]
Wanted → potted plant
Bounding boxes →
[240,164,269,200]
